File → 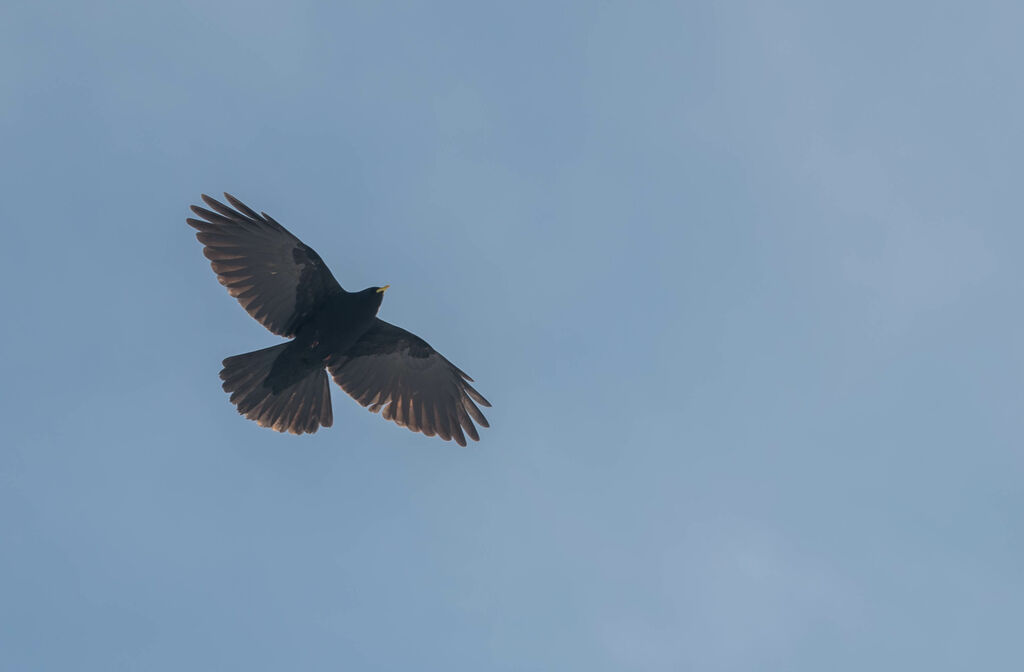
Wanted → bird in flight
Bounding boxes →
[186,193,490,445]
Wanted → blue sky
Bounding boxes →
[2,1,1022,669]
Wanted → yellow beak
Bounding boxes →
[376,285,390,293]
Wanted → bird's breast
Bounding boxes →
[294,302,376,361]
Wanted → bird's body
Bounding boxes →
[187,193,490,445]
[295,289,384,357]
[266,289,382,392]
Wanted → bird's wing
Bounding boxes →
[327,319,491,446]
[187,193,343,337]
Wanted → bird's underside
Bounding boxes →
[187,193,490,446]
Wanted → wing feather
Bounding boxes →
[187,193,343,337]
[328,319,490,446]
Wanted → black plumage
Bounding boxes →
[187,193,490,445]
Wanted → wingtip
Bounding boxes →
[201,193,229,211]
[222,193,264,221]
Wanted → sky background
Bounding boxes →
[2,1,1022,670]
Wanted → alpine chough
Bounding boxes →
[186,193,490,445]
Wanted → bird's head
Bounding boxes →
[361,284,389,312]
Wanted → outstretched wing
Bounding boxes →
[187,193,343,337]
[328,319,491,446]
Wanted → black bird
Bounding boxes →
[186,193,490,445]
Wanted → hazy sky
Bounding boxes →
[2,2,1022,670]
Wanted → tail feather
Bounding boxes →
[220,344,333,435]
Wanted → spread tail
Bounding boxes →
[219,344,333,435]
